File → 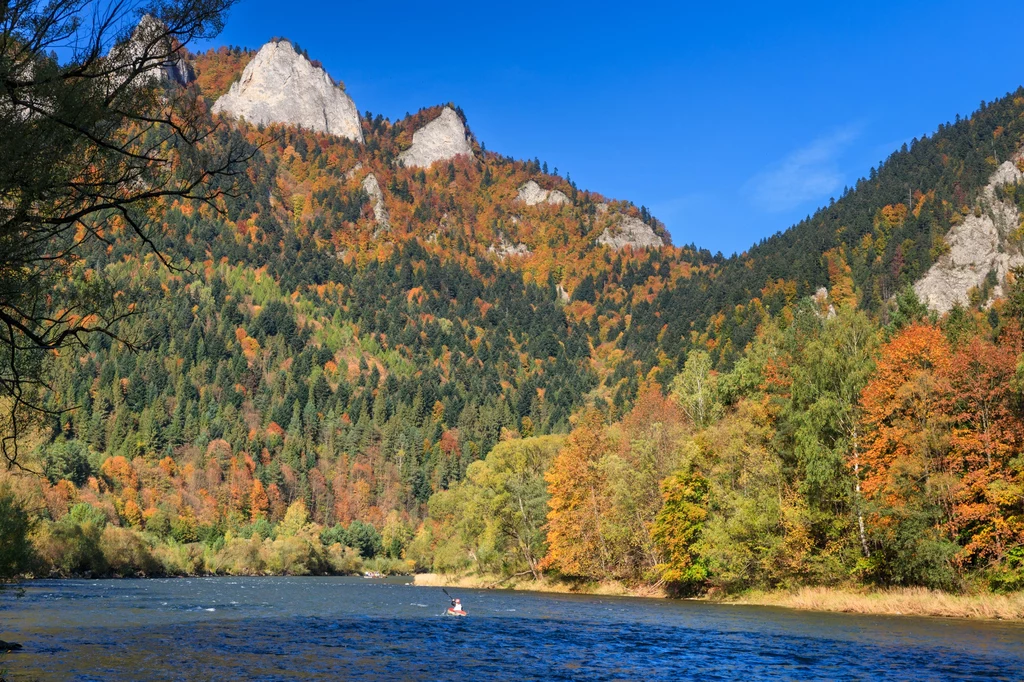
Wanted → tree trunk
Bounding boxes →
[852,426,870,558]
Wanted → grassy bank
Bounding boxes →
[412,573,667,599]
[725,586,1024,620]
[414,574,1024,621]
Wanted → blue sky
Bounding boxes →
[199,0,1024,255]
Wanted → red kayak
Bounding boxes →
[445,608,467,617]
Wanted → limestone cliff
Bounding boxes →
[517,181,570,207]
[398,107,473,168]
[361,172,390,233]
[597,215,664,250]
[914,159,1024,313]
[212,41,362,142]
[162,54,195,86]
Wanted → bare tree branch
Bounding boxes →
[0,0,249,468]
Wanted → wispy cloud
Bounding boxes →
[745,125,862,213]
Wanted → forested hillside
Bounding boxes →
[7,43,1024,592]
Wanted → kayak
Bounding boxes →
[445,608,467,617]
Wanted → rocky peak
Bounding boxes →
[596,215,665,250]
[914,158,1024,313]
[114,15,194,86]
[398,107,472,168]
[516,181,570,207]
[212,40,362,141]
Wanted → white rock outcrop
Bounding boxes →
[398,107,472,168]
[516,181,570,207]
[162,54,195,86]
[212,41,362,141]
[548,190,570,205]
[488,234,531,259]
[914,160,1024,313]
[344,162,364,181]
[596,215,664,250]
[361,172,390,232]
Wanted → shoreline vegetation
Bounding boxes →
[413,573,1024,621]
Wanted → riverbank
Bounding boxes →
[413,573,1024,620]
[729,586,1024,620]
[413,572,667,599]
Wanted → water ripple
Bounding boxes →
[2,578,1022,681]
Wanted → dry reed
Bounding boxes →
[724,586,1024,620]
[414,574,1024,620]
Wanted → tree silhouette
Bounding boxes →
[0,0,251,467]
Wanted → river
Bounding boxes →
[1,577,1022,680]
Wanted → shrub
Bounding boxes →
[989,547,1024,593]
[151,542,205,575]
[326,544,363,574]
[0,487,32,579]
[170,515,198,544]
[100,526,160,576]
[263,535,322,575]
[32,520,106,576]
[147,509,173,538]
[209,535,265,575]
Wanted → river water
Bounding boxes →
[1,577,1022,680]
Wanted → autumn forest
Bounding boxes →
[5,42,1024,600]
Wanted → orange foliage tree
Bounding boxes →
[100,456,139,493]
[942,331,1024,566]
[859,324,952,503]
[857,323,957,586]
[250,479,270,522]
[541,411,611,577]
[861,323,1024,574]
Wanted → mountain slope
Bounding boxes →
[25,38,1024,560]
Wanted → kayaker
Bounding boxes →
[451,598,464,613]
